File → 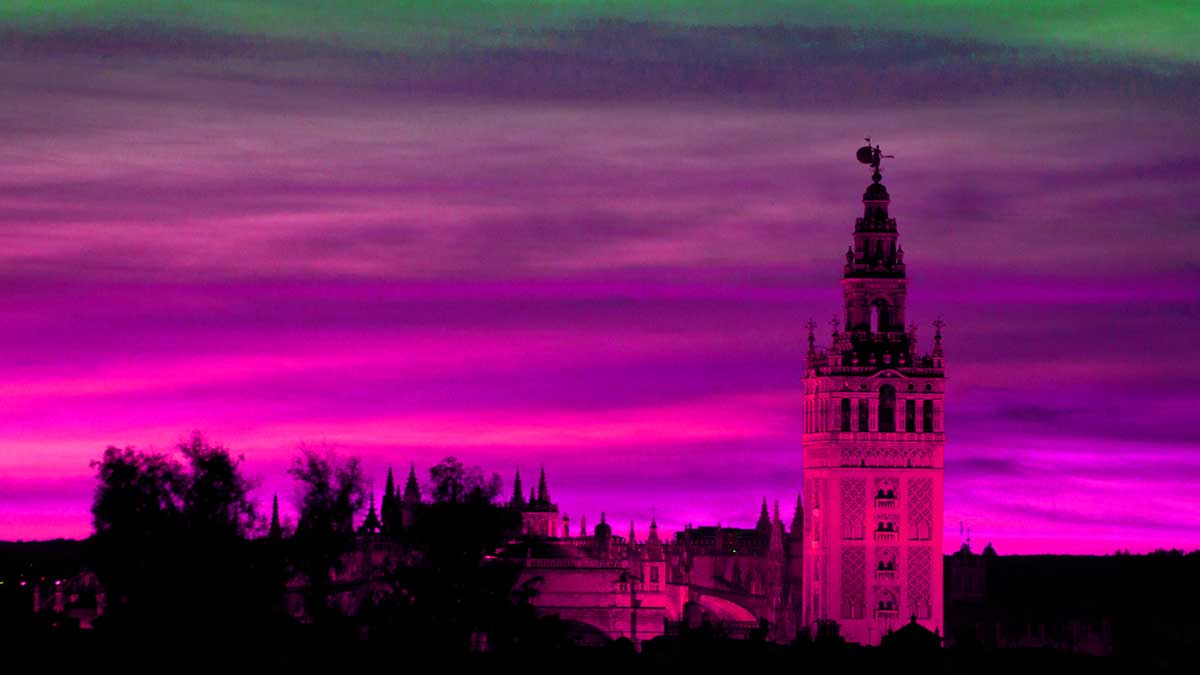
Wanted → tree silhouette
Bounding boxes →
[89,432,285,647]
[357,457,523,653]
[90,444,186,628]
[179,433,256,538]
[288,446,365,624]
[429,456,502,505]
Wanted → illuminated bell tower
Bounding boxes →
[801,142,945,645]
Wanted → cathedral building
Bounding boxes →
[510,467,562,538]
[325,144,944,648]
[800,144,945,644]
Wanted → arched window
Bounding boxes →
[878,385,896,432]
[911,521,931,540]
[923,399,935,432]
[841,398,852,431]
[870,299,890,333]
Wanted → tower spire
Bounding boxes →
[791,492,804,537]
[381,465,397,532]
[403,463,420,503]
[537,466,550,503]
[510,468,525,507]
[359,486,381,534]
[769,500,785,553]
[839,139,911,368]
[756,497,772,534]
[268,493,282,540]
[646,515,663,561]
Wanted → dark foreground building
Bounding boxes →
[945,543,1200,662]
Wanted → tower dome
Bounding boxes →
[863,180,890,202]
[594,512,612,539]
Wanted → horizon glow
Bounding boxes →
[1,9,1198,554]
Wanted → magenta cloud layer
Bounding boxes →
[0,26,1197,552]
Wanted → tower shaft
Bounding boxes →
[801,148,945,644]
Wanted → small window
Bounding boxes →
[650,566,659,583]
[858,400,869,432]
[841,399,852,431]
[905,399,916,432]
[923,400,935,432]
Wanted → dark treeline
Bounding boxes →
[0,433,581,667]
[1,433,1196,672]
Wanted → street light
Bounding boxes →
[615,569,643,649]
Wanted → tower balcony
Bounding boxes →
[825,431,943,443]
[875,568,897,582]
[874,530,898,543]
[853,216,898,232]
[874,497,897,509]
[874,608,900,619]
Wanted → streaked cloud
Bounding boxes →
[0,14,1196,552]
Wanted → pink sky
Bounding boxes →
[1,24,1198,554]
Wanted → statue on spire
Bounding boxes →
[856,137,894,183]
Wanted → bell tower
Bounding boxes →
[801,141,945,644]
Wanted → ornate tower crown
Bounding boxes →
[836,140,912,370]
[846,139,904,281]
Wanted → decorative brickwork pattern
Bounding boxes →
[840,478,866,539]
[908,546,931,619]
[839,446,934,467]
[841,546,865,619]
[907,477,932,540]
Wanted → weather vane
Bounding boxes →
[856,136,894,181]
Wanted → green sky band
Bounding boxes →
[3,1,1195,63]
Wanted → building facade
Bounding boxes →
[801,145,945,644]
[509,494,803,646]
